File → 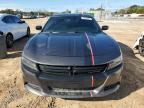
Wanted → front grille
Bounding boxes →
[39,64,107,76]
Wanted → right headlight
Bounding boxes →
[107,55,123,70]
[21,57,38,71]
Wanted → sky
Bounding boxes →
[0,0,144,12]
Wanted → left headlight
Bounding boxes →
[107,55,123,70]
[21,57,38,71]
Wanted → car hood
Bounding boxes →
[23,32,121,66]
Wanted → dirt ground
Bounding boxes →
[0,18,144,108]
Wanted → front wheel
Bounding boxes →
[6,34,13,48]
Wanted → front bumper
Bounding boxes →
[22,64,123,98]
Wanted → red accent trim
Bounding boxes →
[90,75,94,97]
[90,91,93,97]
[84,32,95,65]
[85,32,95,97]
[91,75,94,87]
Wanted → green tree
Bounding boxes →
[117,5,144,14]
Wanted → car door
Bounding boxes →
[0,17,8,34]
[3,16,20,40]
[12,16,27,38]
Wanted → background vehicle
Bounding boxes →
[133,32,144,56]
[139,38,144,56]
[0,14,30,48]
[23,15,37,19]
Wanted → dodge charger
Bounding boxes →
[21,14,123,98]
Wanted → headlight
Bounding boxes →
[22,57,38,71]
[107,55,123,70]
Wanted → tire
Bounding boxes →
[26,27,31,37]
[139,39,144,57]
[6,34,13,48]
[139,46,144,57]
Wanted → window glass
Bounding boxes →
[2,17,7,23]
[43,16,101,33]
[2,16,20,24]
[2,16,14,24]
[12,16,20,23]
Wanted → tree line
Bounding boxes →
[0,9,55,18]
[116,5,144,14]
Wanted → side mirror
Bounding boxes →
[18,20,25,24]
[0,31,3,35]
[102,25,109,30]
[36,26,42,30]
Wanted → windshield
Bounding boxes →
[43,16,101,33]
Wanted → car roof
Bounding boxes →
[52,14,94,18]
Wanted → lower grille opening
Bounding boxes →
[104,82,120,91]
[48,86,96,91]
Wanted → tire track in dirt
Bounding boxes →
[0,87,21,108]
[27,96,46,108]
[0,73,24,108]
[23,97,57,108]
[47,97,57,108]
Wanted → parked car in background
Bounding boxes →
[23,15,37,19]
[0,14,30,48]
[22,14,123,98]
[23,15,31,19]
[133,32,144,56]
[29,15,37,19]
[37,15,45,18]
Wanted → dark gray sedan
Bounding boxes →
[21,14,123,98]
